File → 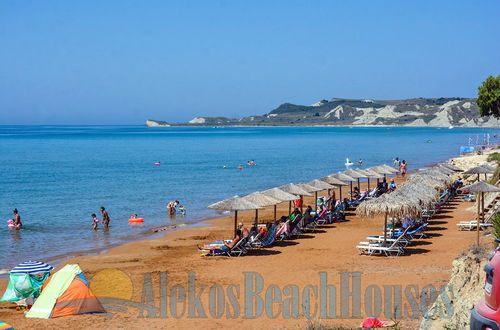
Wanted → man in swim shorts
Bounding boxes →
[101,206,110,228]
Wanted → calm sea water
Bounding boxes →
[0,125,497,267]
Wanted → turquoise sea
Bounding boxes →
[0,125,497,268]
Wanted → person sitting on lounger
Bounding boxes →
[238,222,250,238]
[303,205,314,224]
[351,187,360,200]
[289,208,301,221]
[388,179,397,191]
[198,229,242,253]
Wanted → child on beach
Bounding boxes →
[91,213,100,230]
[178,205,186,215]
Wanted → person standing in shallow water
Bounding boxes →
[400,160,407,177]
[13,208,22,229]
[101,206,110,228]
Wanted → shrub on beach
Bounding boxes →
[487,152,500,163]
[493,214,500,247]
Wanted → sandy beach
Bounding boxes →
[0,152,494,329]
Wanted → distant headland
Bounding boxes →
[147,97,500,128]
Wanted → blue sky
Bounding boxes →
[1,1,499,124]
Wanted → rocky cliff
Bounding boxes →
[147,97,500,127]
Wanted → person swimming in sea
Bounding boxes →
[237,164,243,170]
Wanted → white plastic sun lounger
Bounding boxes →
[356,228,409,256]
[457,221,493,231]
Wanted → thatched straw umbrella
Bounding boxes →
[295,183,322,212]
[344,169,367,190]
[278,183,313,214]
[361,169,384,190]
[320,175,348,199]
[261,188,298,221]
[357,193,421,244]
[433,165,455,175]
[464,165,494,182]
[307,180,335,208]
[208,197,262,235]
[381,164,399,173]
[368,165,395,181]
[333,172,357,199]
[461,181,500,245]
[241,192,281,227]
[440,162,463,172]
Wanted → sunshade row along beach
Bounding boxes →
[358,162,500,245]
[208,164,400,235]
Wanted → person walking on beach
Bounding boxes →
[400,160,407,177]
[12,209,22,229]
[100,207,110,228]
[91,213,100,230]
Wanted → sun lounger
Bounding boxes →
[357,228,410,256]
[250,224,277,247]
[202,237,248,257]
[457,221,493,231]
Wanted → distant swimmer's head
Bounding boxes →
[13,208,18,214]
[91,213,97,218]
[100,207,105,211]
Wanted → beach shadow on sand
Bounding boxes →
[290,234,316,240]
[432,214,453,219]
[272,240,300,247]
[428,220,448,225]
[409,240,432,246]
[425,226,447,231]
[248,249,282,256]
[425,232,443,238]
[402,248,431,255]
[306,229,328,234]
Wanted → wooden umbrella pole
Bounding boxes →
[477,193,481,245]
[315,191,318,209]
[254,209,258,228]
[288,201,291,215]
[300,195,303,213]
[367,178,370,190]
[274,205,277,221]
[339,186,342,200]
[384,212,388,245]
[357,178,360,190]
[481,192,485,223]
[350,182,353,200]
[234,210,238,236]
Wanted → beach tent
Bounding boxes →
[26,264,105,319]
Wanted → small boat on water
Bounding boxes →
[345,158,354,167]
